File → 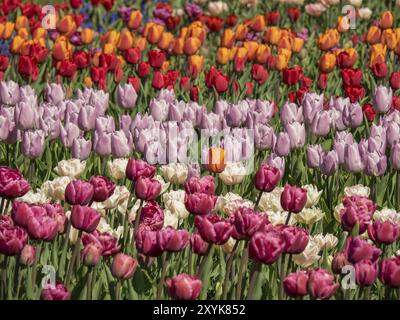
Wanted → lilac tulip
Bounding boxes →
[302,92,323,124]
[285,122,306,149]
[390,142,400,170]
[117,83,137,109]
[344,143,365,173]
[307,144,323,168]
[311,110,331,137]
[72,137,92,160]
[320,150,339,176]
[280,102,303,125]
[373,86,392,114]
[93,131,112,157]
[254,123,274,150]
[44,83,65,105]
[274,132,290,157]
[21,130,45,159]
[78,104,97,131]
[95,115,115,134]
[111,130,131,158]
[15,101,39,130]
[0,80,20,106]
[60,123,80,147]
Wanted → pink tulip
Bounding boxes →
[276,225,309,254]
[283,271,309,297]
[89,176,116,202]
[81,243,102,267]
[344,236,381,264]
[125,159,156,182]
[65,180,94,206]
[280,185,307,213]
[194,214,233,245]
[254,164,281,192]
[71,205,101,233]
[19,244,36,266]
[166,274,202,300]
[190,231,210,256]
[111,253,137,280]
[0,166,30,199]
[40,282,70,300]
[230,207,267,240]
[249,230,285,264]
[157,226,190,252]
[379,257,400,288]
[355,260,378,286]
[184,176,215,195]
[0,220,28,256]
[185,192,217,216]
[367,220,399,245]
[340,196,376,234]
[135,227,163,257]
[137,201,164,230]
[307,268,339,300]
[135,176,161,201]
[82,230,121,257]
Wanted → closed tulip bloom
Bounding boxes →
[126,159,156,182]
[45,83,65,105]
[0,222,28,256]
[373,86,392,114]
[274,132,291,157]
[65,180,94,205]
[18,244,36,266]
[311,111,331,137]
[71,137,92,160]
[342,102,363,128]
[302,92,324,125]
[320,150,339,176]
[40,282,70,300]
[194,214,233,245]
[185,192,217,216]
[117,83,137,109]
[340,196,375,234]
[184,176,215,195]
[280,102,303,125]
[71,205,101,233]
[283,271,309,297]
[157,226,190,252]
[111,130,131,158]
[364,152,387,176]
[0,80,20,105]
[166,274,202,300]
[254,124,274,150]
[277,225,309,254]
[111,253,137,280]
[135,227,163,257]
[379,257,400,288]
[0,166,30,199]
[60,123,80,147]
[331,252,350,274]
[285,122,306,149]
[355,260,378,287]
[368,220,399,244]
[81,243,102,266]
[307,144,323,169]
[135,177,161,201]
[344,236,381,264]
[344,143,365,173]
[21,130,45,159]
[390,142,400,170]
[93,131,112,157]
[249,230,285,264]
[280,185,307,214]
[95,115,115,133]
[226,104,243,127]
[190,231,209,255]
[15,101,39,130]
[254,164,280,192]
[230,207,267,240]
[89,176,116,202]
[307,268,339,300]
[77,104,96,131]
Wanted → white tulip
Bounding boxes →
[373,208,400,224]
[163,190,189,219]
[302,184,323,208]
[358,8,372,20]
[293,240,322,267]
[344,184,370,197]
[294,207,325,225]
[259,187,283,212]
[221,237,237,254]
[107,158,128,180]
[54,158,86,178]
[163,209,179,229]
[160,163,188,185]
[41,176,72,202]
[218,162,247,186]
[208,1,229,16]
[17,189,49,204]
[216,192,253,215]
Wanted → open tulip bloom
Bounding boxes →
[0,0,400,303]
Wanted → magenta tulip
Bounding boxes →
[70,205,101,233]
[249,230,285,264]
[89,176,116,202]
[276,225,309,254]
[355,260,378,286]
[184,192,217,216]
[137,201,164,230]
[367,220,400,245]
[254,164,281,192]
[0,166,30,199]
[82,230,121,257]
[340,196,376,234]
[190,231,210,256]
[307,268,339,300]
[157,226,190,252]
[65,180,94,206]
[230,207,267,240]
[280,185,307,213]
[166,274,202,300]
[283,271,309,297]
[111,253,138,280]
[184,176,215,195]
[40,282,71,300]
[0,221,28,256]
[125,159,156,182]
[135,227,163,257]
[379,257,400,288]
[194,214,233,245]
[135,176,161,201]
[344,236,381,264]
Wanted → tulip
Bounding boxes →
[0,166,30,199]
[274,132,291,157]
[230,207,267,240]
[390,72,400,90]
[379,11,394,29]
[190,231,209,255]
[277,225,309,254]
[280,185,307,214]
[344,143,365,173]
[45,83,65,105]
[249,230,285,264]
[379,257,400,288]
[81,230,120,257]
[89,176,116,202]
[320,150,339,176]
[15,101,39,130]
[81,243,102,267]
[368,220,399,244]
[282,66,303,86]
[26,211,58,241]
[251,64,269,84]
[78,105,97,131]
[21,130,45,159]
[364,151,387,177]
[137,201,165,231]
[302,92,324,125]
[117,83,137,110]
[70,205,101,233]
[342,102,363,129]
[205,147,226,173]
[373,86,392,114]
[135,227,163,257]
[355,260,378,287]
[340,196,376,234]
[307,268,339,300]
[135,177,161,201]
[307,145,323,169]
[283,271,309,297]
[111,131,131,158]
[18,244,36,266]
[93,131,112,157]
[311,111,331,137]
[0,80,20,106]
[254,124,274,150]
[166,274,202,300]
[157,226,189,252]
[71,137,92,160]
[185,192,217,216]
[331,252,350,274]
[280,102,303,125]
[0,223,28,256]
[254,164,280,192]
[390,142,400,170]
[40,282,70,300]
[60,123,80,148]
[65,180,94,206]
[111,253,137,280]
[194,214,232,245]
[344,236,381,264]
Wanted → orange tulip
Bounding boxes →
[118,30,134,51]
[157,32,174,50]
[291,37,304,53]
[183,37,202,55]
[172,37,184,55]
[205,147,226,173]
[249,15,265,33]
[146,23,164,44]
[179,27,188,39]
[57,15,76,37]
[1,22,14,39]
[370,43,387,67]
[379,11,394,29]
[133,36,147,51]
[81,28,95,44]
[103,30,120,46]
[217,47,230,64]
[52,37,73,61]
[234,47,248,71]
[276,53,290,71]
[366,26,382,44]
[381,29,398,50]
[337,16,350,33]
[319,53,336,73]
[318,29,340,51]
[255,44,271,64]
[17,28,29,40]
[188,23,206,43]
[84,77,93,88]
[264,27,281,45]
[33,27,47,39]
[10,36,25,54]
[234,23,248,41]
[161,60,170,72]
[188,55,204,77]
[229,47,238,61]
[128,10,142,30]
[103,43,116,54]
[278,36,292,51]
[15,16,28,30]
[221,28,235,48]
[243,41,258,60]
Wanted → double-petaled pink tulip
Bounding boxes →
[379,257,400,288]
[0,218,28,256]
[280,185,307,214]
[276,225,309,254]
[166,273,202,300]
[135,176,162,201]
[0,166,30,199]
[135,227,163,257]
[40,282,70,300]
[26,210,59,241]
[137,201,164,230]
[367,220,400,244]
[82,230,121,257]
[355,260,378,287]
[249,230,285,264]
[194,214,233,245]
[89,176,116,202]
[230,207,267,240]
[184,176,215,195]
[254,164,281,192]
[111,253,138,280]
[185,192,217,216]
[190,231,210,255]
[340,196,376,234]
[71,205,101,233]
[344,236,381,264]
[283,271,309,297]
[126,159,156,182]
[157,226,190,252]
[307,268,339,300]
[65,180,94,206]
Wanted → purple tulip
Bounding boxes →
[340,196,375,234]
[277,225,309,254]
[21,130,45,159]
[320,150,339,176]
[150,99,169,122]
[302,92,324,124]
[344,236,381,264]
[264,153,285,180]
[285,122,306,149]
[138,201,165,230]
[355,260,378,286]
[307,144,323,168]
[254,123,274,150]
[344,143,365,173]
[71,205,101,233]
[364,151,387,176]
[249,230,285,264]
[111,130,131,158]
[0,220,28,256]
[15,101,39,130]
[274,132,291,157]
[390,142,400,170]
[342,102,363,128]
[78,104,97,131]
[26,210,59,241]
[117,83,137,109]
[71,137,92,160]
[311,110,331,137]
[0,167,30,199]
[0,80,20,106]
[280,102,303,125]
[65,180,94,206]
[126,159,156,182]
[93,131,112,157]
[280,185,308,214]
[60,123,80,147]
[373,85,392,114]
[226,104,243,127]
[95,115,115,133]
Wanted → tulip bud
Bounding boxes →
[280,185,307,214]
[254,164,280,192]
[283,271,309,297]
[18,244,36,266]
[81,243,102,266]
[111,253,137,280]
[71,205,101,233]
[166,274,202,300]
[65,180,94,206]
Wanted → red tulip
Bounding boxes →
[194,214,232,245]
[18,55,39,81]
[125,47,141,64]
[73,50,91,69]
[148,50,166,69]
[282,66,303,86]
[249,230,285,264]
[341,68,363,87]
[362,103,376,122]
[127,76,140,93]
[371,62,388,79]
[251,64,269,85]
[152,70,165,90]
[58,59,77,79]
[266,11,280,25]
[390,71,400,90]
[214,73,229,93]
[318,73,328,90]
[111,253,137,280]
[287,7,300,22]
[344,85,365,103]
[138,61,150,78]
[71,205,101,233]
[0,55,9,71]
[166,274,202,300]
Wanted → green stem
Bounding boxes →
[222,241,239,299]
[236,241,249,300]
[246,262,261,300]
[86,267,93,300]
[65,230,82,287]
[115,281,121,300]
[0,255,9,300]
[31,243,42,290]
[156,252,169,299]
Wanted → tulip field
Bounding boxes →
[1,0,400,302]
